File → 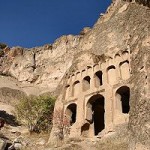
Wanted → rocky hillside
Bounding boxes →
[114,0,150,6]
[0,0,149,97]
[0,0,150,149]
[51,0,150,149]
[0,27,95,95]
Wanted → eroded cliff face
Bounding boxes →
[93,2,150,148]
[50,1,150,149]
[2,0,149,96]
[0,28,95,95]
[0,0,150,149]
[0,36,77,95]
[114,0,150,7]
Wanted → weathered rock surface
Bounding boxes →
[114,0,150,7]
[50,1,150,149]
[0,35,83,94]
[0,0,150,149]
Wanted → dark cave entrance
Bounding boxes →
[116,86,130,114]
[66,103,77,125]
[87,94,105,136]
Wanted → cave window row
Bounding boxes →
[65,85,130,136]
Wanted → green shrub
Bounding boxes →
[0,49,4,57]
[0,43,7,49]
[14,95,55,133]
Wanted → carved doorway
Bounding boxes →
[66,103,77,126]
[86,94,105,136]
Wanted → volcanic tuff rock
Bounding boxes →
[50,1,150,149]
[0,0,150,149]
[0,30,99,95]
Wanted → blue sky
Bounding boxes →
[0,0,111,48]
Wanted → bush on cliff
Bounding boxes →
[0,43,7,49]
[14,95,55,133]
[0,49,4,57]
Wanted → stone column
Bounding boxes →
[104,86,114,132]
[115,64,121,83]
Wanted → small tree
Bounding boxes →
[14,95,55,133]
[0,43,7,49]
[0,49,4,57]
[53,108,70,139]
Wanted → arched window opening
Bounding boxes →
[93,64,99,71]
[108,58,113,64]
[107,65,116,85]
[87,66,92,69]
[115,54,122,62]
[120,61,130,80]
[71,74,75,81]
[94,71,103,87]
[73,81,80,97]
[116,86,130,114]
[83,76,91,91]
[65,103,77,125]
[86,94,105,136]
[65,85,70,99]
[87,66,92,74]
[122,51,129,60]
[115,53,120,58]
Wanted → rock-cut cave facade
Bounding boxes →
[52,50,131,138]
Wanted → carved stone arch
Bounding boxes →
[65,103,77,126]
[115,86,130,114]
[122,50,129,60]
[122,50,129,55]
[93,64,99,68]
[86,94,105,135]
[93,64,99,72]
[65,85,70,99]
[76,71,80,75]
[81,69,86,80]
[114,52,120,58]
[72,80,80,97]
[107,65,116,85]
[87,65,92,69]
[94,70,103,87]
[119,60,130,80]
[76,71,81,79]
[87,66,92,74]
[82,76,91,91]
[115,53,122,62]
[71,74,75,83]
[108,57,113,65]
[82,69,86,72]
